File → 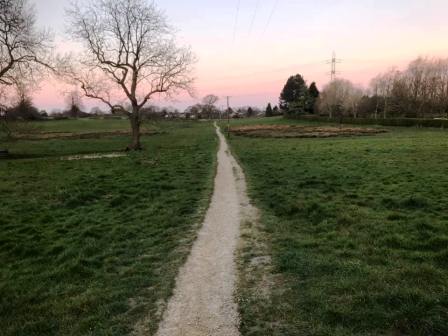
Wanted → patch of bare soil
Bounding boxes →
[62,153,126,161]
[13,130,158,140]
[231,125,387,138]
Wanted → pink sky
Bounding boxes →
[33,0,448,112]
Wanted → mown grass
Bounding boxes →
[228,118,448,335]
[0,121,217,336]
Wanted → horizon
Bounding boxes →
[33,0,448,112]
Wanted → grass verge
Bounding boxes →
[229,118,448,336]
[0,121,218,336]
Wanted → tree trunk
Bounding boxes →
[128,109,142,151]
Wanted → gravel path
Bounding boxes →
[155,124,246,336]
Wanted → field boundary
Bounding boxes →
[288,115,448,128]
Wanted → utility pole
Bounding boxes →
[326,51,342,81]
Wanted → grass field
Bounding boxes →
[0,120,217,335]
[20,118,132,133]
[228,117,448,336]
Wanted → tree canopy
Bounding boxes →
[64,0,196,150]
[308,82,320,114]
[279,74,311,115]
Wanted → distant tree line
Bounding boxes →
[185,95,221,119]
[184,94,268,119]
[369,57,448,118]
[284,57,448,120]
[319,58,448,119]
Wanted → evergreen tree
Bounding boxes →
[309,82,320,99]
[308,82,320,114]
[265,103,273,117]
[279,74,311,115]
[273,105,280,115]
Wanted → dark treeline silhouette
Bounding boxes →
[280,57,448,120]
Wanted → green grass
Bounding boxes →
[21,118,131,133]
[228,118,448,336]
[0,119,170,159]
[0,121,218,336]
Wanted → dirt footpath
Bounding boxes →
[155,123,250,336]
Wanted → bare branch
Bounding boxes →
[0,0,53,94]
[64,0,195,112]
[63,0,196,149]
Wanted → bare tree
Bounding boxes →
[318,79,364,119]
[64,0,196,150]
[202,94,219,106]
[377,69,400,119]
[369,76,381,119]
[0,0,52,144]
[0,0,52,89]
[201,94,219,119]
[185,104,202,119]
[369,58,448,119]
[344,86,364,118]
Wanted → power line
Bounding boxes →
[232,0,241,43]
[205,61,324,82]
[262,0,279,35]
[248,0,261,36]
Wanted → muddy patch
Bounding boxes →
[231,125,387,138]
